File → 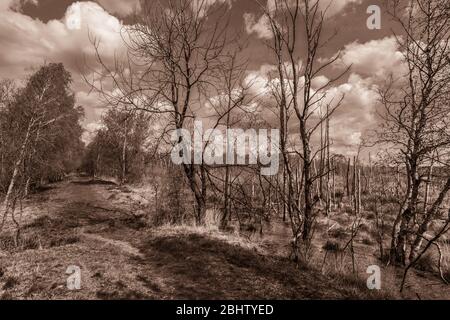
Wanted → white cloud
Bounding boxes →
[96,0,140,16]
[242,60,379,153]
[321,0,362,17]
[0,1,126,78]
[326,73,379,149]
[243,13,272,40]
[0,0,37,12]
[311,75,329,89]
[82,120,104,144]
[192,0,234,17]
[0,1,130,140]
[245,0,362,39]
[244,64,277,95]
[337,36,406,81]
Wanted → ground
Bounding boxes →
[0,177,448,299]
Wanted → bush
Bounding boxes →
[323,240,342,252]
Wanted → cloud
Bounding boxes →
[82,120,104,144]
[0,1,126,78]
[0,1,130,137]
[337,36,406,81]
[242,59,379,154]
[192,0,234,17]
[96,0,140,16]
[279,72,379,155]
[243,13,271,40]
[326,73,379,150]
[312,36,409,153]
[311,75,329,89]
[245,0,362,39]
[0,0,386,156]
[244,64,277,95]
[245,63,379,153]
[0,0,37,12]
[321,0,362,17]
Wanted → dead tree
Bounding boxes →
[86,0,234,225]
[378,0,450,265]
[262,0,349,260]
[346,157,351,198]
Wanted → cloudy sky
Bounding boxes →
[0,0,405,156]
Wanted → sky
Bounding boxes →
[0,0,406,158]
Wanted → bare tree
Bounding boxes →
[261,0,349,260]
[203,51,253,229]
[378,0,450,265]
[86,0,236,224]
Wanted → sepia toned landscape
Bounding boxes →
[0,0,449,300]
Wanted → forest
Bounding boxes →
[0,0,449,300]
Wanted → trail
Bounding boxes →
[52,177,144,257]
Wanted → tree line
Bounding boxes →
[0,63,84,234]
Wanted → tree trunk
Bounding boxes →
[302,136,313,242]
[325,116,330,216]
[423,163,433,214]
[353,157,357,213]
[221,164,231,228]
[394,164,421,265]
[409,177,450,261]
[121,122,129,185]
[357,168,361,215]
[24,177,31,198]
[332,159,336,210]
[346,158,351,198]
[183,163,207,225]
[2,120,33,227]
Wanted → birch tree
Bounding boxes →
[87,0,234,224]
[1,63,84,232]
[378,0,450,265]
[261,0,349,260]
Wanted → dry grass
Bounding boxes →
[1,177,448,300]
[152,224,265,254]
[136,225,393,300]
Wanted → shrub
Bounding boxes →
[323,240,342,252]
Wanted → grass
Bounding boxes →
[414,254,436,273]
[1,177,448,300]
[362,237,375,246]
[136,226,393,300]
[2,276,19,290]
[329,226,348,240]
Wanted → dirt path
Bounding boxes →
[0,177,158,299]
